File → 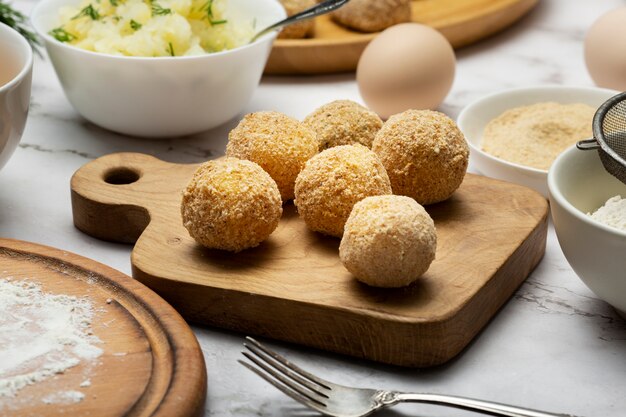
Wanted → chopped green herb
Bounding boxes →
[201,0,226,25]
[167,42,175,56]
[201,0,214,18]
[130,19,142,30]
[151,2,171,16]
[49,27,76,43]
[0,1,42,54]
[72,4,101,20]
[110,0,119,5]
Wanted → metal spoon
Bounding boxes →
[250,0,350,43]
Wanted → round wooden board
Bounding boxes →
[265,0,540,74]
[0,239,206,417]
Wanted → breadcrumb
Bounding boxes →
[340,195,436,287]
[181,158,282,252]
[294,144,392,237]
[481,102,594,170]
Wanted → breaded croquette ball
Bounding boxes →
[226,111,318,201]
[332,0,411,33]
[339,195,436,287]
[372,110,469,205]
[303,100,383,150]
[279,0,316,39]
[181,158,282,252]
[294,144,392,237]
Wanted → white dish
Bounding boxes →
[0,24,33,170]
[31,0,286,138]
[548,144,626,317]
[457,85,618,197]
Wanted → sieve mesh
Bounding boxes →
[600,98,626,159]
[589,92,626,184]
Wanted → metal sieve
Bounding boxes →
[577,91,626,184]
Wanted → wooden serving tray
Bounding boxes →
[265,0,540,74]
[0,238,206,416]
[71,153,548,367]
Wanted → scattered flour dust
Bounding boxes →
[0,278,103,407]
[42,390,86,405]
[589,195,626,231]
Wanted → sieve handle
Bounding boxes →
[576,138,600,150]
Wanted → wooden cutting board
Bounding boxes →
[265,0,540,74]
[70,153,548,367]
[0,238,206,416]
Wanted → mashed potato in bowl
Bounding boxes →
[49,0,254,56]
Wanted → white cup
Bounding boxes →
[0,23,33,170]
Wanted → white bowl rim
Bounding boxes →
[0,24,34,93]
[548,144,626,237]
[30,0,286,61]
[458,84,621,176]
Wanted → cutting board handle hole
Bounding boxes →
[103,167,141,185]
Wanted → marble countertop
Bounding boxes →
[3,0,626,416]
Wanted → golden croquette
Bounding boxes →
[372,109,469,205]
[278,0,316,39]
[181,158,282,252]
[294,144,392,237]
[303,100,383,150]
[226,111,318,201]
[332,0,411,33]
[339,195,437,287]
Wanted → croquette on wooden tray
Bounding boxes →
[265,0,539,74]
[70,152,548,367]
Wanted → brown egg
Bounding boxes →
[356,23,455,119]
[585,7,626,91]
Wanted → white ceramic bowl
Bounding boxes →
[0,24,33,170]
[457,85,618,197]
[549,145,626,317]
[31,0,285,138]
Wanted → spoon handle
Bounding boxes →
[250,0,350,43]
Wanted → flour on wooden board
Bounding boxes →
[42,390,86,405]
[0,278,103,406]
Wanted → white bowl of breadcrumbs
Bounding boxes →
[457,85,618,197]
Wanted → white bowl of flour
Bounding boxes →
[548,144,626,318]
[457,85,618,198]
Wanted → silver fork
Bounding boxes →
[239,337,581,417]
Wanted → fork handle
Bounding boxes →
[393,392,579,417]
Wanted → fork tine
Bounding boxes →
[241,350,328,406]
[243,339,330,399]
[245,336,332,390]
[243,352,325,407]
[238,358,327,412]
